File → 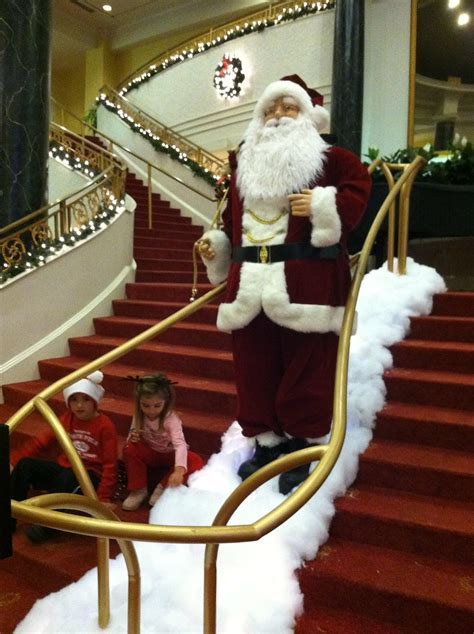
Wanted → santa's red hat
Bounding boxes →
[254,74,330,132]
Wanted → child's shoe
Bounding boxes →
[122,487,148,511]
[149,484,164,506]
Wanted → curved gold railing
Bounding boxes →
[96,85,224,177]
[6,156,425,633]
[117,1,334,94]
[52,97,220,230]
[0,123,126,277]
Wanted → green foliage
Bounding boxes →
[83,107,98,129]
[365,140,474,186]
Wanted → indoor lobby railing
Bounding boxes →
[6,155,426,634]
[52,97,221,231]
[0,123,127,279]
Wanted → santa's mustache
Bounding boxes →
[264,116,295,128]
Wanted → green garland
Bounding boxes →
[0,145,124,285]
[96,97,221,190]
[120,2,335,96]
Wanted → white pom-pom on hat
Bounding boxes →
[63,371,105,405]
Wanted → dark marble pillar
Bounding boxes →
[0,425,12,559]
[330,0,364,155]
[0,0,51,228]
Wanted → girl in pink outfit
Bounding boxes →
[122,374,204,510]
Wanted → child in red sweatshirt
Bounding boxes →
[10,371,117,542]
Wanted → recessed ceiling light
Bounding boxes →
[102,4,112,11]
[448,0,460,8]
[457,11,470,25]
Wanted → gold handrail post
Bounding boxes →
[381,163,396,273]
[397,161,423,275]
[204,546,218,634]
[33,398,112,628]
[147,163,153,229]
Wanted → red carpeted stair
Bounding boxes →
[295,291,474,634]
[2,170,474,632]
[0,172,235,631]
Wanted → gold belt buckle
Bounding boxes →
[258,245,268,264]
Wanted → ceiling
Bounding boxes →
[416,0,474,84]
[52,0,267,70]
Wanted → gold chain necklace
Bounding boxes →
[244,229,279,244]
[245,208,287,225]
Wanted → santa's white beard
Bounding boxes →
[237,115,329,201]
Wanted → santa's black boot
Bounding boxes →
[238,436,290,481]
[278,438,313,495]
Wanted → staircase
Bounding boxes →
[1,173,473,632]
[295,292,474,634]
[2,173,235,458]
[0,172,235,631]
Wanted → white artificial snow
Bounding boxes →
[15,259,446,634]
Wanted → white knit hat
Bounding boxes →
[63,370,105,405]
[254,74,330,132]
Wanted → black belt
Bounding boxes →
[232,242,341,264]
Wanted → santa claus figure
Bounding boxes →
[199,75,371,494]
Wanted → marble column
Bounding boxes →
[0,425,12,559]
[0,0,51,228]
[330,0,364,155]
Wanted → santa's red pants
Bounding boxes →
[231,311,339,439]
[123,441,204,490]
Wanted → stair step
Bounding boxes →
[134,217,194,231]
[134,226,203,239]
[134,206,183,218]
[112,299,219,325]
[4,362,236,419]
[391,339,474,374]
[134,215,192,227]
[135,270,208,284]
[298,538,474,633]
[134,236,198,249]
[93,316,231,350]
[433,291,474,317]
[385,367,474,410]
[332,484,474,562]
[65,335,234,380]
[125,282,216,302]
[134,257,205,272]
[358,438,474,501]
[133,246,195,260]
[296,605,423,633]
[375,401,474,451]
[408,315,474,343]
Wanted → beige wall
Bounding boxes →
[52,60,86,135]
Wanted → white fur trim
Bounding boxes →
[256,431,287,447]
[312,105,330,132]
[255,81,313,120]
[254,80,330,131]
[309,186,341,247]
[200,229,231,285]
[217,262,347,334]
[217,263,262,331]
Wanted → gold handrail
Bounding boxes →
[99,85,223,173]
[52,97,218,230]
[0,123,127,277]
[6,157,425,633]
[117,1,334,93]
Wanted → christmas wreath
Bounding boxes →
[213,54,245,99]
